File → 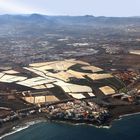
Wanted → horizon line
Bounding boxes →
[0,13,140,18]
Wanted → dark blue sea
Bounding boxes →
[1,114,140,140]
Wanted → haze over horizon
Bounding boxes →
[0,0,140,17]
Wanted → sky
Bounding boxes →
[0,0,140,17]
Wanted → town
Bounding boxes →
[0,59,140,128]
[0,15,140,137]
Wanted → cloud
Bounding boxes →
[0,0,47,14]
[0,0,139,16]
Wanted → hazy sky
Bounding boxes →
[0,0,140,17]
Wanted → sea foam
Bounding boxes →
[0,120,44,140]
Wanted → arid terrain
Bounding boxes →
[0,15,140,136]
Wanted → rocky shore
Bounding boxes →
[1,104,140,139]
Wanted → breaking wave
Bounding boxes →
[0,120,44,140]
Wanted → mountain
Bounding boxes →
[28,13,47,21]
[0,14,140,27]
[0,14,140,38]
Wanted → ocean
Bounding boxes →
[1,114,140,140]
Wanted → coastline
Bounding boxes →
[0,114,47,139]
[1,104,140,139]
